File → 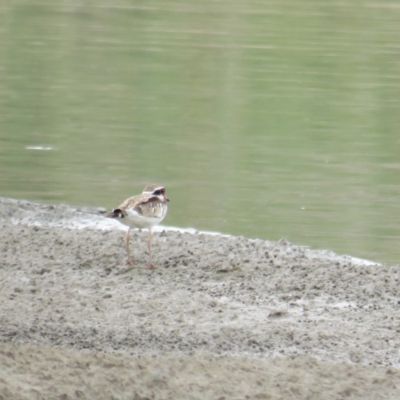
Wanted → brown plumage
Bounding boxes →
[105,184,169,269]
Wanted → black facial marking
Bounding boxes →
[153,188,165,196]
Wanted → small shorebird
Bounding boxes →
[105,184,169,269]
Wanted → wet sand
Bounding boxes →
[1,197,400,399]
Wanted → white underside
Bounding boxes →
[118,208,166,230]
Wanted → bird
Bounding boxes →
[105,184,169,269]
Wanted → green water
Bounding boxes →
[1,1,400,264]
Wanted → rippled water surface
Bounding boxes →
[1,1,400,264]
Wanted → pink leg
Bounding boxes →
[146,230,156,269]
[125,228,133,265]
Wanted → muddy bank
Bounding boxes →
[1,197,399,399]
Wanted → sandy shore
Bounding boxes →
[1,197,400,399]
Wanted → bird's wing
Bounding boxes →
[134,197,166,218]
[119,194,164,217]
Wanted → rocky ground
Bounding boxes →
[1,197,400,399]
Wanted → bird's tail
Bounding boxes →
[104,208,126,219]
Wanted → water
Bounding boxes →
[1,1,400,264]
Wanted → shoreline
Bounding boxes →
[2,196,379,266]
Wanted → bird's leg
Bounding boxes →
[146,229,156,269]
[125,228,133,265]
